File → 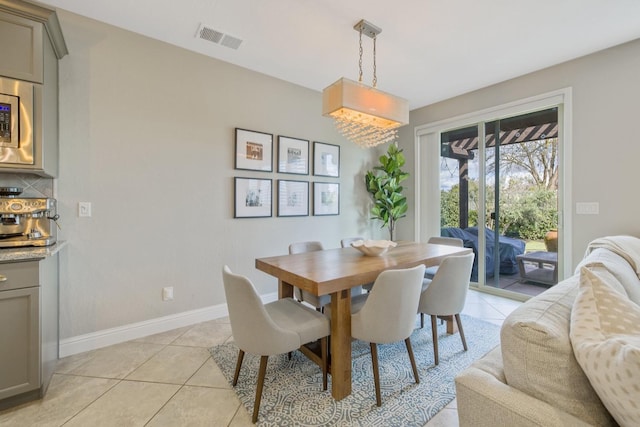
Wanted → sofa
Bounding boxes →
[441,227,525,281]
[455,236,640,426]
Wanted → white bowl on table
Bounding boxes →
[350,239,398,256]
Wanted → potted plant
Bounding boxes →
[365,144,409,241]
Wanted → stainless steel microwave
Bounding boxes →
[0,76,38,166]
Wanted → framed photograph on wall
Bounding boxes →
[235,128,273,172]
[277,136,309,175]
[313,182,340,216]
[278,179,309,217]
[313,141,340,177]
[234,177,272,218]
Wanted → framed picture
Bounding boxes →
[278,136,309,175]
[235,128,273,172]
[234,177,272,218]
[313,141,340,177]
[278,179,309,217]
[313,182,340,216]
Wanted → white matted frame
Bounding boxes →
[278,136,309,175]
[313,141,340,177]
[234,177,272,218]
[235,128,273,172]
[278,179,309,217]
[313,182,340,216]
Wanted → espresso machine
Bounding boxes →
[0,187,58,248]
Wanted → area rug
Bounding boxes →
[209,315,500,426]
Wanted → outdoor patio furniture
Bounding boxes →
[516,251,558,286]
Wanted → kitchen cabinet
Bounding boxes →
[0,0,67,177]
[0,255,59,410]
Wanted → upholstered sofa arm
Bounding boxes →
[455,348,592,427]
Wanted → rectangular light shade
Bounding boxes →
[322,77,409,129]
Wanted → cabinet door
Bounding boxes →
[0,11,43,83]
[0,286,40,399]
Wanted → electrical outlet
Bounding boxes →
[162,286,174,301]
[78,202,92,217]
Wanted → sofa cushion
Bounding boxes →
[501,277,616,426]
[571,267,640,427]
[576,247,640,305]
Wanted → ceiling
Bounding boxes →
[39,0,640,110]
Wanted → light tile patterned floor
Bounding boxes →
[0,290,519,426]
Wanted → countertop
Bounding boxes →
[0,240,67,262]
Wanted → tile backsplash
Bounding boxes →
[0,173,54,198]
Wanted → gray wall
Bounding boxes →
[55,11,385,341]
[396,37,640,268]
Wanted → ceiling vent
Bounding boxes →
[197,24,243,50]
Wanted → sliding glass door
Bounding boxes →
[434,107,561,297]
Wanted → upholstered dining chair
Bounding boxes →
[417,252,474,365]
[222,265,330,423]
[341,236,374,293]
[288,241,330,310]
[351,264,426,406]
[424,236,464,280]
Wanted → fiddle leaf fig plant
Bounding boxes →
[365,144,409,241]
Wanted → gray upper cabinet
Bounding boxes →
[0,11,44,83]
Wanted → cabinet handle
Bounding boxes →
[0,275,6,282]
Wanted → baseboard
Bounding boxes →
[59,291,279,357]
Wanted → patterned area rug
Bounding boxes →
[209,315,500,426]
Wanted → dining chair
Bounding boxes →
[417,252,474,365]
[341,236,374,292]
[424,236,464,280]
[288,241,330,310]
[351,264,426,406]
[222,265,330,423]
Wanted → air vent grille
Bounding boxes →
[197,24,243,50]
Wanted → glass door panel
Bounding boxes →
[439,107,560,297]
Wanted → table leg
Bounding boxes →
[330,289,352,400]
[278,280,294,299]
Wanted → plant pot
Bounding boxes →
[544,229,558,252]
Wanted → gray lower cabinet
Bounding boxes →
[0,256,58,409]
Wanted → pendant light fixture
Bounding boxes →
[322,19,409,148]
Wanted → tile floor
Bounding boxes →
[0,290,521,426]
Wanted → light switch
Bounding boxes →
[576,202,599,215]
[78,202,92,217]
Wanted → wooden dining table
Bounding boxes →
[255,241,472,400]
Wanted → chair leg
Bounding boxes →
[321,336,328,391]
[420,312,424,329]
[405,338,420,384]
[252,355,269,423]
[455,313,468,351]
[370,342,382,407]
[430,315,439,365]
[233,349,245,386]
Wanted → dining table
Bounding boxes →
[255,240,473,401]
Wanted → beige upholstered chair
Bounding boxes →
[288,241,330,310]
[424,236,464,280]
[351,264,426,406]
[341,236,374,293]
[418,252,474,365]
[222,266,329,423]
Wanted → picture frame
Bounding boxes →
[277,136,309,175]
[313,182,340,216]
[313,141,340,177]
[278,179,309,217]
[234,177,272,218]
[235,128,273,172]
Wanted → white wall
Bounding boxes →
[55,11,385,345]
[397,37,640,268]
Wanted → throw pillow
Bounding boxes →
[570,267,640,427]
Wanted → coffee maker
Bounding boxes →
[0,187,58,248]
